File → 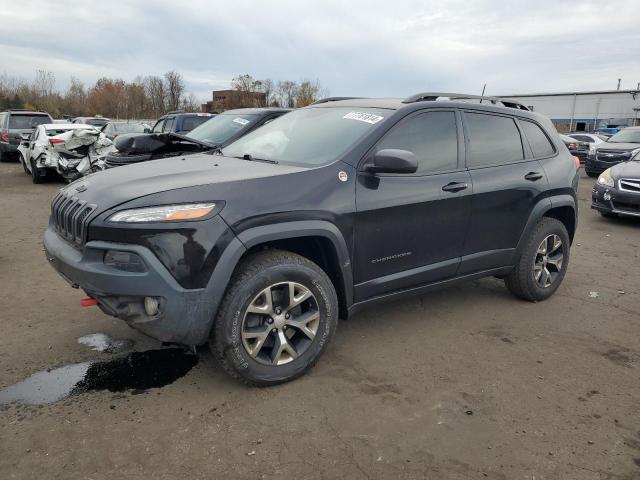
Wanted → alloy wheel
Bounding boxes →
[533,234,564,288]
[241,282,320,366]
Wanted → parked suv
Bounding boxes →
[0,110,53,162]
[150,111,214,135]
[584,127,640,177]
[43,93,579,386]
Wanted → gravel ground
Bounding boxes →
[1,161,639,479]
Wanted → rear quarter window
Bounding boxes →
[520,120,556,158]
[465,112,524,168]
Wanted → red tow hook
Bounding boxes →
[80,298,98,307]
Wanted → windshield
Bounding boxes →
[221,107,389,165]
[186,113,258,145]
[9,115,51,129]
[608,129,640,143]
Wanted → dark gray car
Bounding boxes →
[585,127,640,177]
[0,110,53,162]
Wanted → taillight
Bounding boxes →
[568,143,578,149]
[0,130,9,142]
[49,138,64,145]
[573,156,581,169]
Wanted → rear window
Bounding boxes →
[465,112,524,167]
[521,121,555,157]
[9,114,51,129]
[181,116,211,132]
[45,127,94,136]
[113,123,146,133]
[86,118,108,127]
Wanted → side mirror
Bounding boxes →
[367,149,418,174]
[144,128,151,133]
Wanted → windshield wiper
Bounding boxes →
[235,154,279,164]
[169,132,220,150]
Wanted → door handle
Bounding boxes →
[524,172,543,181]
[442,182,468,193]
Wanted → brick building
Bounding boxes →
[201,89,267,113]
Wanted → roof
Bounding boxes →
[2,110,50,115]
[497,89,640,98]
[220,107,292,115]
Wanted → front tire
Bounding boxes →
[210,250,338,386]
[19,153,29,174]
[505,218,570,302]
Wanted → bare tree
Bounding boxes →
[261,78,276,107]
[230,74,265,108]
[164,70,185,111]
[295,79,327,107]
[276,80,298,108]
[144,75,166,117]
[181,92,201,112]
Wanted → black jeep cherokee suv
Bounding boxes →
[44,93,579,386]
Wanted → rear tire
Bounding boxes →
[505,217,570,302]
[210,250,338,386]
[30,157,45,184]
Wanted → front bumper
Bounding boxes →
[591,183,640,218]
[44,227,216,345]
[584,156,620,174]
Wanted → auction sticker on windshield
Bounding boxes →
[343,112,384,125]
[233,118,250,125]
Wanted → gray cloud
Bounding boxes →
[1,0,639,100]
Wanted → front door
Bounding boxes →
[354,109,472,301]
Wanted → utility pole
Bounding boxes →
[617,78,621,90]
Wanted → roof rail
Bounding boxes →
[166,110,185,115]
[311,97,363,105]
[402,92,530,111]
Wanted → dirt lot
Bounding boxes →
[1,161,639,480]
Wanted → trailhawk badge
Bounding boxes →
[338,171,348,182]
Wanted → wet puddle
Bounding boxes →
[0,348,198,405]
[77,333,135,353]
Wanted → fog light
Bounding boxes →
[603,192,611,201]
[104,250,147,273]
[144,297,160,316]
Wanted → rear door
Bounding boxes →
[459,111,549,275]
[354,109,472,300]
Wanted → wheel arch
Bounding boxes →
[235,221,353,320]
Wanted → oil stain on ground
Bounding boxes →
[0,348,198,405]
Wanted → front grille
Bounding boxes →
[596,150,631,163]
[51,191,96,246]
[619,179,640,193]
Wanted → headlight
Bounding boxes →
[109,203,217,223]
[597,169,614,188]
[589,144,596,154]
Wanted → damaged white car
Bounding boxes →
[18,123,116,183]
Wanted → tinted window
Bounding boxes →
[521,120,555,157]
[376,111,458,174]
[181,116,211,132]
[152,119,165,133]
[570,135,592,143]
[86,118,108,127]
[9,114,51,129]
[164,117,175,132]
[465,113,523,167]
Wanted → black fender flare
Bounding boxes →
[513,194,577,260]
[196,220,354,344]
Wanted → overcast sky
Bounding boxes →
[1,0,639,101]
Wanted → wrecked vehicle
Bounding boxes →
[18,123,116,183]
[101,108,291,168]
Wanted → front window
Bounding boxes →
[181,115,211,132]
[608,129,640,143]
[221,107,390,166]
[187,113,258,145]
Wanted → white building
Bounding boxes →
[498,89,640,132]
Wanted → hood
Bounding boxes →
[610,160,640,179]
[595,142,640,152]
[59,153,306,211]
